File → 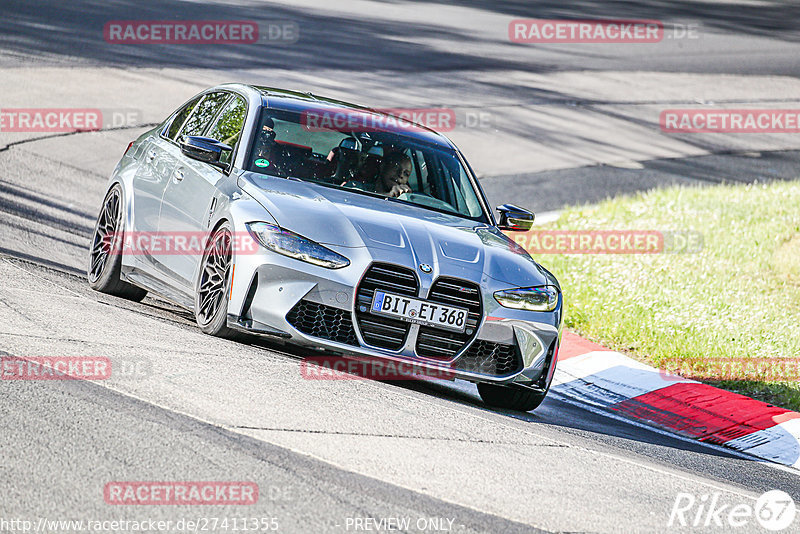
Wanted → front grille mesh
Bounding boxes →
[286,300,358,346]
[415,278,482,360]
[355,263,418,350]
[286,267,525,380]
[453,340,522,376]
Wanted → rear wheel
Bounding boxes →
[87,184,147,301]
[477,382,548,412]
[194,222,242,339]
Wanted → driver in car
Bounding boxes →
[254,118,277,158]
[340,151,412,198]
[376,152,412,197]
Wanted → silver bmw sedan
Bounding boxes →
[88,83,563,411]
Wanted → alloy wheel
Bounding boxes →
[196,229,232,326]
[88,188,122,282]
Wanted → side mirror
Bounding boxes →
[496,204,535,231]
[180,136,232,170]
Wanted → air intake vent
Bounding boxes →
[286,300,358,346]
[415,278,482,359]
[454,340,522,376]
[355,263,418,350]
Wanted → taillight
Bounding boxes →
[124,141,134,156]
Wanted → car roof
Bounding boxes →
[218,84,455,149]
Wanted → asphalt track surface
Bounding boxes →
[1,1,800,533]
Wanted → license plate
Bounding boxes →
[370,290,468,333]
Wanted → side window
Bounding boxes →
[409,150,428,193]
[165,96,201,141]
[178,92,231,139]
[206,95,247,165]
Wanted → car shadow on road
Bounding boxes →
[362,369,766,462]
[243,335,750,461]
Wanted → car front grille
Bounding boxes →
[415,278,482,360]
[286,299,358,346]
[355,263,418,350]
[453,340,522,377]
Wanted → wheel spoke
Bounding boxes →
[198,295,214,320]
[89,190,121,282]
[103,199,115,224]
[89,253,105,277]
[206,278,224,290]
[90,237,106,256]
[195,228,232,326]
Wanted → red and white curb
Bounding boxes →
[553,331,800,469]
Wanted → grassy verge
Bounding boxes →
[528,181,800,410]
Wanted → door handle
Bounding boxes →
[146,150,157,163]
[174,169,185,182]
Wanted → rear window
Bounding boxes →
[179,92,231,139]
[165,96,201,141]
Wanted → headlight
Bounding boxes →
[246,222,350,269]
[494,286,559,312]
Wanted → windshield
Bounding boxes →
[245,107,487,221]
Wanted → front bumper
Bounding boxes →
[227,248,561,385]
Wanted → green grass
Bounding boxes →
[531,181,800,410]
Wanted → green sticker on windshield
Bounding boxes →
[254,159,270,168]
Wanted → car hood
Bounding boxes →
[239,172,552,288]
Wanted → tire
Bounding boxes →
[477,382,548,412]
[479,341,560,412]
[194,222,243,340]
[87,184,148,302]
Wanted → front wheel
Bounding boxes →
[87,184,147,302]
[477,383,548,412]
[194,222,242,340]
